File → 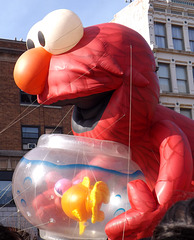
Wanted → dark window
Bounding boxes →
[154,22,167,48]
[172,25,184,50]
[176,65,188,93]
[167,107,175,110]
[154,8,165,12]
[158,63,171,92]
[20,91,38,105]
[188,12,194,17]
[180,108,192,119]
[192,67,194,82]
[171,10,182,15]
[189,27,194,52]
[0,171,15,207]
[22,126,40,150]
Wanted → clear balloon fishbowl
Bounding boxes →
[12,134,144,240]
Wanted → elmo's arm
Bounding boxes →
[105,120,193,240]
[151,120,193,204]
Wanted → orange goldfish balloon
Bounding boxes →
[61,176,110,235]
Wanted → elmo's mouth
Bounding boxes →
[52,91,113,133]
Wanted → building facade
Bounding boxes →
[0,38,72,238]
[113,0,194,119]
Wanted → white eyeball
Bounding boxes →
[26,21,43,49]
[26,9,84,55]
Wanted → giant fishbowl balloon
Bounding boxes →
[12,134,144,240]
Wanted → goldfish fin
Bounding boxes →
[81,176,90,188]
[79,221,86,235]
[90,181,110,223]
[72,209,83,222]
[91,210,104,223]
[92,181,110,204]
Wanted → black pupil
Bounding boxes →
[38,31,45,47]
[26,39,35,49]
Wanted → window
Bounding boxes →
[176,65,188,93]
[180,108,192,119]
[167,107,175,110]
[0,181,13,206]
[189,27,194,52]
[154,8,165,12]
[193,67,194,82]
[45,127,62,134]
[0,171,14,206]
[188,12,194,17]
[171,10,182,15]
[158,63,171,92]
[172,25,184,50]
[20,90,38,105]
[22,126,40,150]
[154,23,167,48]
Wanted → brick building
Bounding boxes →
[0,38,72,238]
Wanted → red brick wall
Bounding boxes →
[0,39,72,151]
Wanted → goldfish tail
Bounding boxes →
[79,221,86,235]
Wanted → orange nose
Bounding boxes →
[14,47,52,95]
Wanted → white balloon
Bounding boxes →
[26,21,42,49]
[42,9,84,54]
[26,9,84,55]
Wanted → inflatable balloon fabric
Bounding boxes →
[13,9,194,240]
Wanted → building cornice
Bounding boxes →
[0,150,27,157]
[160,92,194,99]
[154,47,194,57]
[170,0,194,7]
[0,47,25,55]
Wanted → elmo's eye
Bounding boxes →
[38,31,45,47]
[26,21,42,50]
[26,39,35,49]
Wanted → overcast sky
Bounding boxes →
[0,0,129,41]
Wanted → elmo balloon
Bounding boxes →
[14,9,194,240]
